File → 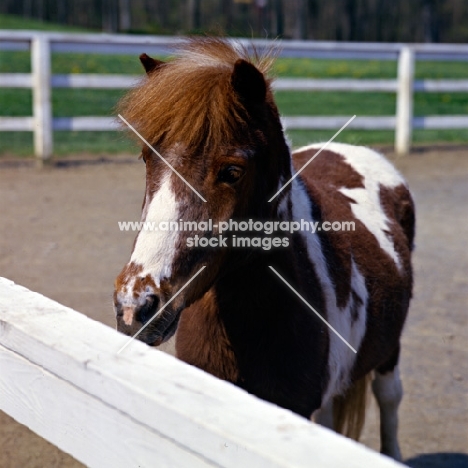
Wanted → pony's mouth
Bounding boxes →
[116,298,184,348]
[145,310,181,347]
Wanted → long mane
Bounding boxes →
[118,37,275,152]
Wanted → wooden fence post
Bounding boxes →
[395,46,415,155]
[31,35,53,161]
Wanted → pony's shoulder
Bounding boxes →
[292,142,414,272]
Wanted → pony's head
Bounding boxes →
[114,38,291,345]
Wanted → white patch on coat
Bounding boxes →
[131,173,180,287]
[322,259,368,405]
[296,142,406,270]
[289,176,367,405]
[276,176,291,220]
[372,366,403,461]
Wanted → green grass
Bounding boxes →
[0,51,160,74]
[273,58,397,79]
[276,91,468,116]
[0,89,127,117]
[286,129,468,148]
[53,131,138,155]
[276,91,396,116]
[273,58,468,79]
[52,89,127,116]
[0,131,138,157]
[0,132,33,157]
[4,88,465,120]
[2,50,467,79]
[0,47,467,156]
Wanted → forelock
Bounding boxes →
[118,38,274,153]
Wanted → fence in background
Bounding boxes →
[0,277,406,468]
[1,31,468,159]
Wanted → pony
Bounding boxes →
[114,38,415,461]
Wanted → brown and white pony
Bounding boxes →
[114,38,414,461]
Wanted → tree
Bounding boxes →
[294,0,307,39]
[188,0,202,30]
[119,0,131,31]
[274,0,284,37]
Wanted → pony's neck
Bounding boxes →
[213,170,328,416]
[221,159,320,291]
[215,231,329,417]
[216,161,326,332]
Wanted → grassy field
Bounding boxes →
[0,15,467,156]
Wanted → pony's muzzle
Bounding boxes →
[114,292,180,346]
[135,294,160,325]
[115,293,160,339]
[115,294,159,325]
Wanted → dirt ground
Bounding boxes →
[0,146,467,468]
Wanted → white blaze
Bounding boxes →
[130,173,180,287]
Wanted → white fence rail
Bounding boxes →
[0,277,405,468]
[1,31,468,158]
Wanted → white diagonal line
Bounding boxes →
[269,266,357,353]
[117,266,206,354]
[118,114,207,203]
[268,115,356,202]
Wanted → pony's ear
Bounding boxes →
[139,53,164,74]
[231,59,266,105]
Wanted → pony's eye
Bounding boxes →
[217,165,244,184]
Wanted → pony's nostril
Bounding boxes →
[115,303,123,317]
[136,294,159,325]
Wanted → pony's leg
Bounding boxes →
[372,358,403,461]
[313,400,334,430]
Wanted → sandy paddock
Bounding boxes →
[0,147,467,467]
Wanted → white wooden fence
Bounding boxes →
[0,277,405,467]
[1,31,468,159]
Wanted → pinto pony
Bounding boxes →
[114,38,414,461]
